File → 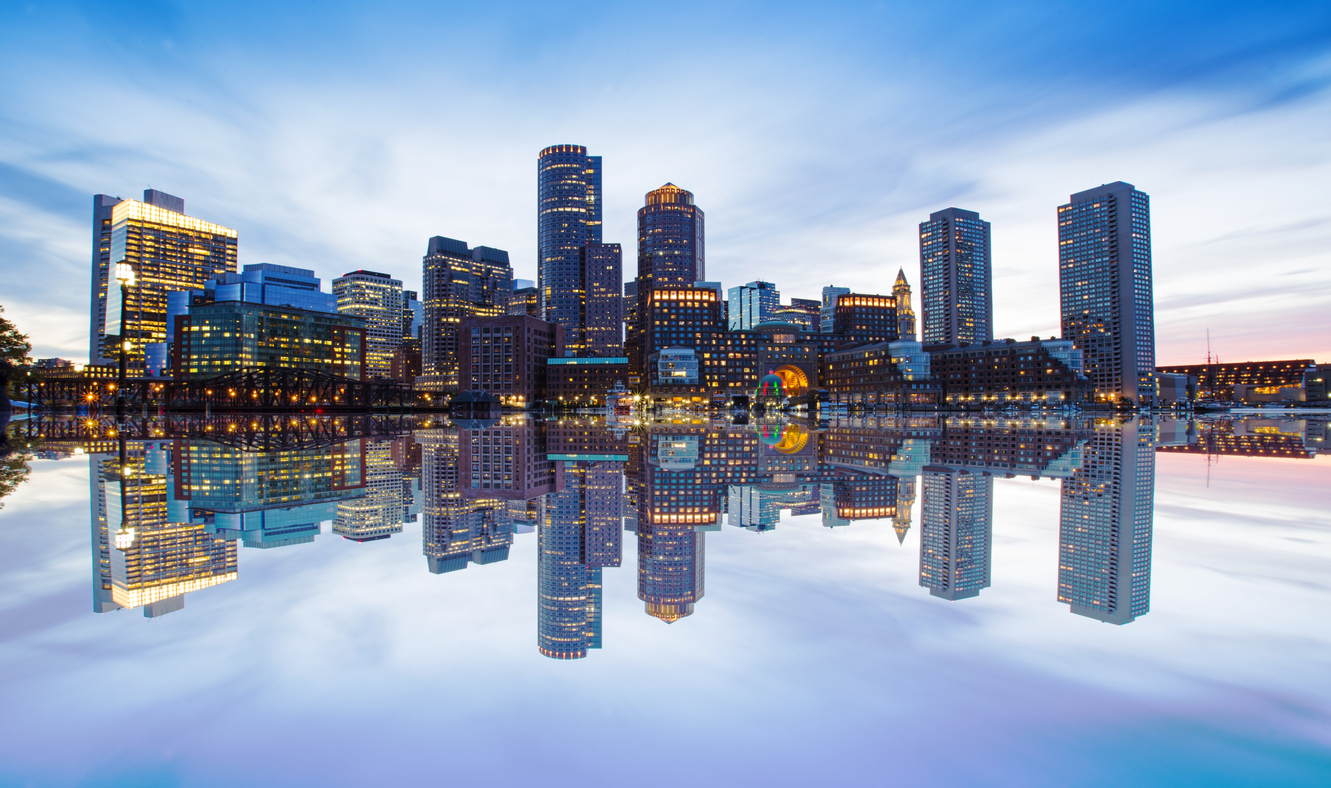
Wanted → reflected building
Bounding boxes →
[537,463,608,659]
[419,427,517,573]
[893,476,916,544]
[919,469,993,600]
[1058,419,1154,624]
[92,443,238,617]
[334,441,404,542]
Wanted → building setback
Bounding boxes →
[920,207,992,345]
[1058,182,1155,405]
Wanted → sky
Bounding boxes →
[1,0,1329,365]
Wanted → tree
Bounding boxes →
[0,305,33,412]
[0,452,31,511]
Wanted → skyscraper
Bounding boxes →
[582,242,623,356]
[728,281,781,331]
[420,236,513,390]
[537,145,603,351]
[637,183,705,291]
[892,269,917,341]
[919,469,993,600]
[92,189,238,368]
[538,463,604,659]
[334,270,405,379]
[1058,419,1154,624]
[919,207,992,345]
[333,441,405,542]
[1058,182,1155,405]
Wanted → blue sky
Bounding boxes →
[1,0,1329,364]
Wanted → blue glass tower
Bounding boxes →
[537,145,603,355]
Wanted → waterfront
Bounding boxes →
[0,415,1328,786]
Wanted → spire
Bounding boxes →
[893,521,910,544]
[894,268,910,288]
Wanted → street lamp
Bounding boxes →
[114,262,136,416]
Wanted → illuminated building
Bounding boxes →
[893,476,916,544]
[420,236,514,391]
[418,426,519,573]
[93,443,238,617]
[537,145,607,352]
[459,314,564,408]
[629,184,705,371]
[544,356,632,405]
[1058,419,1154,624]
[728,281,780,331]
[460,420,562,499]
[1058,182,1155,405]
[772,299,819,331]
[92,189,238,368]
[334,270,405,379]
[832,293,898,343]
[928,422,1088,478]
[538,463,605,659]
[634,431,713,622]
[822,340,938,408]
[892,269,917,341]
[919,469,992,600]
[171,301,366,381]
[926,338,1093,407]
[403,289,422,339]
[920,207,991,345]
[390,338,421,384]
[507,285,540,317]
[204,263,337,314]
[581,242,624,356]
[1155,359,1315,401]
[333,441,405,542]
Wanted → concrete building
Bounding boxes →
[458,314,564,408]
[1058,182,1155,405]
[920,207,991,345]
[334,270,405,379]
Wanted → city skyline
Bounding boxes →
[1,3,1328,367]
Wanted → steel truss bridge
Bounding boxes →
[23,367,422,411]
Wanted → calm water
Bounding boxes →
[0,414,1328,787]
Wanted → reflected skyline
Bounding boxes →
[11,413,1325,641]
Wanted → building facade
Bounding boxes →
[458,314,564,407]
[94,190,238,369]
[171,301,366,381]
[920,207,992,345]
[545,357,632,405]
[919,469,993,600]
[832,293,898,343]
[1058,182,1155,405]
[892,269,917,341]
[926,338,1092,406]
[728,281,780,331]
[420,236,514,390]
[334,270,405,379]
[582,242,624,356]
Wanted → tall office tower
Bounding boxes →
[333,270,405,379]
[919,207,992,345]
[820,286,849,333]
[333,442,405,542]
[727,281,781,331]
[417,427,472,573]
[582,242,624,355]
[420,236,514,390]
[918,469,993,600]
[637,183,705,291]
[537,145,602,344]
[1058,419,1154,624]
[538,463,604,659]
[1058,182,1155,405]
[91,189,237,368]
[892,269,917,341]
[583,461,624,568]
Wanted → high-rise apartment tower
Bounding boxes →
[334,270,405,379]
[919,207,992,345]
[1057,182,1155,405]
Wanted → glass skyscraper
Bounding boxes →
[728,280,780,331]
[1058,182,1155,405]
[919,207,992,345]
[537,145,603,353]
[334,270,405,379]
[93,189,238,369]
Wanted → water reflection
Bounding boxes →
[6,413,1329,652]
